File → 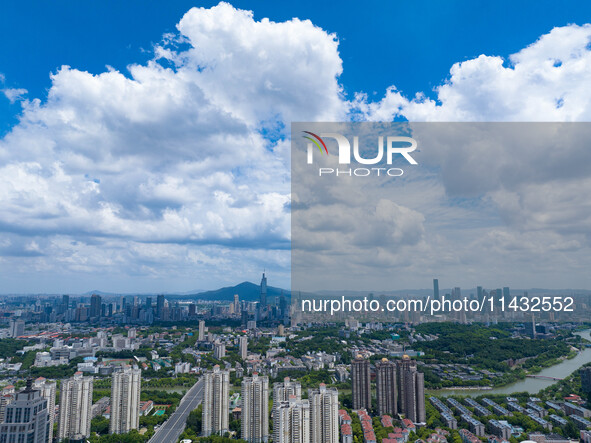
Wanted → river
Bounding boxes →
[427,329,591,397]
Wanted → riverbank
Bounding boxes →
[427,329,591,397]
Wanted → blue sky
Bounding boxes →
[1,2,591,293]
[3,1,591,134]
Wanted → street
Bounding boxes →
[148,378,204,443]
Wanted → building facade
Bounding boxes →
[110,366,141,434]
[203,365,230,436]
[309,384,339,443]
[376,359,397,416]
[241,373,269,443]
[351,357,371,410]
[58,372,94,440]
[0,380,49,443]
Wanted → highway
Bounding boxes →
[148,378,204,443]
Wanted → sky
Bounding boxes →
[1,1,591,293]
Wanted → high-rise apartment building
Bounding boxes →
[58,372,93,440]
[396,356,426,423]
[0,385,15,423]
[240,335,248,360]
[241,373,269,443]
[8,318,25,338]
[199,320,206,341]
[274,395,310,443]
[309,384,339,443]
[110,366,141,434]
[0,380,49,443]
[214,341,226,359]
[376,358,398,416]
[33,377,56,442]
[203,365,230,436]
[351,356,371,410]
[273,377,302,407]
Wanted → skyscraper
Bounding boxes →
[396,356,425,424]
[376,358,398,416]
[58,372,93,440]
[351,356,371,410]
[241,373,269,443]
[240,335,248,360]
[260,273,267,306]
[199,320,206,341]
[309,384,339,443]
[156,294,165,319]
[0,380,49,443]
[203,365,230,436]
[8,318,25,338]
[234,294,240,314]
[110,366,141,434]
[433,279,440,301]
[274,395,310,443]
[89,293,102,319]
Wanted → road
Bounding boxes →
[148,378,204,443]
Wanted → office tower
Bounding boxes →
[274,396,310,443]
[189,303,197,316]
[33,377,56,442]
[199,320,206,341]
[433,279,440,300]
[260,273,267,306]
[477,286,483,302]
[241,373,269,443]
[234,294,240,314]
[0,380,49,443]
[8,318,25,338]
[273,378,302,408]
[58,372,93,440]
[525,314,536,338]
[309,384,339,443]
[242,304,249,328]
[203,365,230,436]
[145,297,152,310]
[396,356,426,423]
[156,294,165,319]
[90,294,102,318]
[62,294,70,309]
[110,366,141,434]
[214,342,226,359]
[376,358,398,416]
[240,335,248,360]
[351,356,371,410]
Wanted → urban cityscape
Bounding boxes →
[1,275,591,443]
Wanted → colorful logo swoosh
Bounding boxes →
[302,131,328,155]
